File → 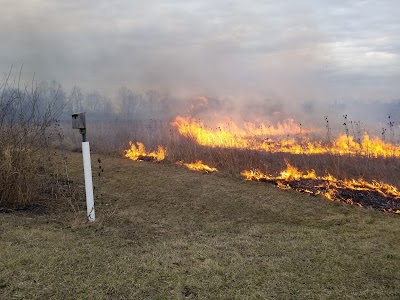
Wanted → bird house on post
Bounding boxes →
[72,112,95,221]
[72,112,87,142]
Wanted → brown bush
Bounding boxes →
[0,70,77,209]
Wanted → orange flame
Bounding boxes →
[171,116,307,148]
[279,161,317,180]
[124,142,166,161]
[172,116,400,158]
[241,162,400,214]
[240,162,317,182]
[177,160,218,173]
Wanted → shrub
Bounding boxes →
[0,70,68,208]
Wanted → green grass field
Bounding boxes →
[1,151,400,299]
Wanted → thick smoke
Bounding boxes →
[1,0,399,135]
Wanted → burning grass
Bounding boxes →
[241,161,400,214]
[124,141,166,162]
[122,138,400,216]
[123,133,399,215]
[62,109,399,216]
[177,160,218,173]
[168,113,399,192]
[172,116,400,158]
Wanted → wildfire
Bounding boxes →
[122,111,399,215]
[241,162,400,214]
[172,116,400,158]
[124,142,166,161]
[177,160,218,173]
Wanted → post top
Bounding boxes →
[72,112,86,129]
[72,112,85,117]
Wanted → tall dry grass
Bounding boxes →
[0,72,82,209]
[61,118,400,189]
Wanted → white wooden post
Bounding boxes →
[82,141,95,221]
[72,112,95,221]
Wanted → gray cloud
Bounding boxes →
[1,0,399,105]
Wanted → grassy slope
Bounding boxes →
[1,152,399,299]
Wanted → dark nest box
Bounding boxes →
[72,112,86,129]
[72,112,87,141]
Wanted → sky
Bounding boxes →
[1,0,399,104]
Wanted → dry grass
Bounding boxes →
[1,151,400,299]
[60,118,400,189]
[0,74,67,208]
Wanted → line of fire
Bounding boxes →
[124,97,399,216]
